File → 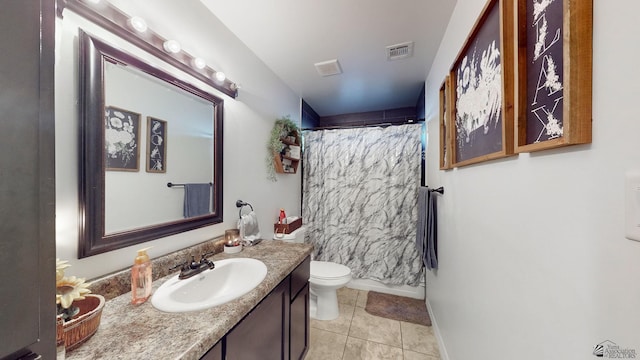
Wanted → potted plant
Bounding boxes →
[266,116,300,181]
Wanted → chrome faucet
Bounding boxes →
[170,252,216,280]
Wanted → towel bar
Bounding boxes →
[167,182,213,188]
[235,200,254,219]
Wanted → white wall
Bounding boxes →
[55,0,302,279]
[424,1,640,359]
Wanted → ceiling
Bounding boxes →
[199,0,457,117]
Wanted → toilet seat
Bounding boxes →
[310,261,351,280]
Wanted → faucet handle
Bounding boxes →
[199,252,215,269]
[189,255,200,269]
[169,261,187,272]
[200,251,215,261]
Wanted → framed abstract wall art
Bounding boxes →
[146,117,167,173]
[439,76,453,170]
[105,106,140,171]
[450,0,514,167]
[515,0,592,153]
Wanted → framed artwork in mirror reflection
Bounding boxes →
[146,117,167,173]
[105,106,140,171]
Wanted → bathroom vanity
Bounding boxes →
[203,255,310,360]
[65,240,312,360]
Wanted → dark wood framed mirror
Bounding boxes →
[78,30,223,258]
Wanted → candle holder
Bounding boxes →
[224,229,242,253]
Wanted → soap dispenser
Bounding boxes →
[131,247,152,304]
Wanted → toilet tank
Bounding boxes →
[273,226,306,243]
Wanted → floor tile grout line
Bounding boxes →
[342,302,355,360]
[346,321,403,349]
[340,290,360,360]
[310,325,349,337]
[400,320,404,357]
[347,334,405,350]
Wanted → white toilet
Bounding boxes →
[274,226,352,320]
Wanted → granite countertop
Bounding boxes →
[66,240,313,360]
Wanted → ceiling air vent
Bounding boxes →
[386,41,414,61]
[314,59,342,77]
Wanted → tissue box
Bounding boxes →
[288,145,301,160]
[274,217,302,234]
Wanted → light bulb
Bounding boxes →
[127,16,148,33]
[214,72,226,82]
[163,40,181,54]
[192,57,206,69]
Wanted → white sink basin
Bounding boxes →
[151,257,267,313]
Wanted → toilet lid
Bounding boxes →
[310,261,351,280]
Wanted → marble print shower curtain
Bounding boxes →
[302,124,423,286]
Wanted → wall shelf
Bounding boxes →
[273,131,301,174]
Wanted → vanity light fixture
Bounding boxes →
[163,40,181,54]
[58,0,238,98]
[214,71,226,82]
[127,16,147,33]
[192,57,206,70]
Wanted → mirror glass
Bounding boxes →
[104,62,215,233]
[79,30,223,258]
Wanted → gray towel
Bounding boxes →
[183,183,210,218]
[416,187,438,270]
[426,188,438,270]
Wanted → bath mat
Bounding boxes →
[365,291,431,326]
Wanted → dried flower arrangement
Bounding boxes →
[56,259,92,321]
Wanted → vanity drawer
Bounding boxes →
[290,256,310,299]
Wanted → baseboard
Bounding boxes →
[426,298,450,360]
[347,278,425,299]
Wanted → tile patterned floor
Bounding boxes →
[306,288,440,360]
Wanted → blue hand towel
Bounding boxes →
[183,183,211,218]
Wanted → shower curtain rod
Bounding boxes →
[301,122,394,131]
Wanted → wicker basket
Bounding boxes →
[62,294,105,351]
[274,217,302,235]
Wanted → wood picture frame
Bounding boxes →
[450,0,514,167]
[105,106,140,171]
[515,0,592,153]
[146,117,167,173]
[439,76,453,170]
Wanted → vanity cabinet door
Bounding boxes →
[225,278,290,360]
[290,256,310,299]
[289,256,310,360]
[200,340,222,360]
[290,283,309,360]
